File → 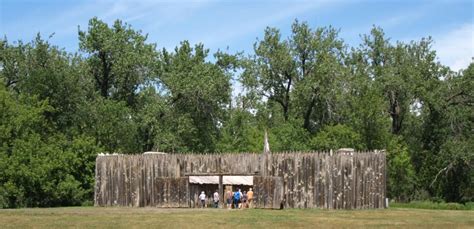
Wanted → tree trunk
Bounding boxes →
[303,95,316,131]
[283,74,292,121]
[99,52,111,98]
[389,91,402,134]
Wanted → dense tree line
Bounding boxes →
[0,18,472,208]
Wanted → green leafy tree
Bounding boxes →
[359,27,409,135]
[291,21,346,132]
[243,21,347,134]
[310,124,364,150]
[0,83,96,207]
[269,119,310,152]
[217,103,263,152]
[0,38,28,91]
[79,17,158,107]
[81,98,138,153]
[422,63,474,202]
[243,27,295,121]
[386,136,417,201]
[157,41,232,152]
[344,47,390,150]
[1,17,472,207]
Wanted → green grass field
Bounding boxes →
[0,207,472,228]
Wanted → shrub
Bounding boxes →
[391,201,473,210]
[310,124,365,150]
[386,136,417,202]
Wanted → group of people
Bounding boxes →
[198,190,220,208]
[226,188,254,209]
[198,188,254,209]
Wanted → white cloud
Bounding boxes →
[433,23,474,71]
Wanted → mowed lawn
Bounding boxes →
[0,207,473,228]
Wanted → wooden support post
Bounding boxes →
[219,175,223,208]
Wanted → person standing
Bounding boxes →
[233,189,241,209]
[247,188,254,208]
[238,189,243,209]
[199,191,206,208]
[226,189,232,209]
[213,190,219,208]
[242,191,248,208]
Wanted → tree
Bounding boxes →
[310,124,364,151]
[0,38,28,91]
[243,21,346,133]
[244,27,295,121]
[156,41,232,152]
[1,17,472,206]
[422,63,474,202]
[216,102,263,152]
[386,136,417,201]
[291,22,346,132]
[81,98,139,153]
[343,46,390,150]
[0,82,100,208]
[79,17,158,107]
[359,27,409,135]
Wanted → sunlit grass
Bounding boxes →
[0,207,472,228]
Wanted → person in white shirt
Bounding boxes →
[199,191,206,208]
[213,190,219,208]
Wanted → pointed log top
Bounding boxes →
[263,129,271,154]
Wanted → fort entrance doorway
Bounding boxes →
[188,175,283,209]
[188,175,253,208]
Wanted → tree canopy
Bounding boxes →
[0,18,472,207]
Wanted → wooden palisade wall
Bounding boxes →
[95,151,386,209]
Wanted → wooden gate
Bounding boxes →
[253,176,284,209]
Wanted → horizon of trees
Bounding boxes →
[0,17,472,208]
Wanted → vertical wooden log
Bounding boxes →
[93,151,386,210]
[218,175,223,208]
[94,157,99,206]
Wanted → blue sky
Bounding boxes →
[1,0,473,71]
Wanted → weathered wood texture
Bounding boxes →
[253,176,284,209]
[95,151,386,209]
